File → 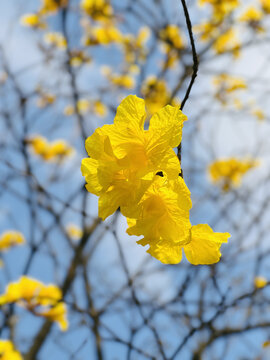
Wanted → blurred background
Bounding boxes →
[1,0,270,359]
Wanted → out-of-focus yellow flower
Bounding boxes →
[158,25,185,69]
[102,67,135,89]
[0,231,25,251]
[213,29,241,58]
[41,302,68,331]
[81,0,113,22]
[254,276,267,289]
[162,50,180,69]
[0,340,23,360]
[127,179,230,264]
[64,100,107,117]
[159,25,185,50]
[239,6,264,32]
[44,32,67,48]
[40,0,67,15]
[121,27,150,64]
[233,98,243,109]
[208,158,259,191]
[83,24,123,46]
[260,0,270,13]
[69,50,92,67]
[81,95,186,220]
[213,73,247,105]
[77,99,91,114]
[94,100,107,117]
[263,340,270,348]
[27,135,73,162]
[66,224,83,240]
[141,77,171,115]
[0,276,68,331]
[194,21,218,42]
[252,108,265,121]
[20,14,47,29]
[36,92,56,108]
[110,74,135,89]
[199,0,239,21]
[64,105,74,116]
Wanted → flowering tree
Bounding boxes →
[0,0,270,359]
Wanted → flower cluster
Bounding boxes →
[0,231,25,251]
[81,0,113,22]
[20,0,67,29]
[199,0,239,22]
[0,276,68,331]
[26,135,73,162]
[0,340,22,360]
[213,73,247,105]
[82,95,230,264]
[208,157,259,191]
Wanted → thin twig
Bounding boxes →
[179,0,199,111]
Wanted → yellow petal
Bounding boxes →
[114,95,146,132]
[184,224,230,265]
[148,105,187,148]
[146,240,183,264]
[98,190,122,220]
[81,158,102,195]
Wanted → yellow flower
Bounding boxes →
[0,231,25,251]
[41,302,68,331]
[36,92,56,108]
[94,100,107,117]
[260,0,270,14]
[69,50,92,67]
[213,29,241,58]
[44,32,67,48]
[159,25,185,50]
[194,21,219,42]
[0,276,61,306]
[184,224,230,265]
[141,77,172,115]
[126,175,192,264]
[127,179,229,264]
[20,14,47,29]
[208,158,259,191]
[81,0,113,22]
[102,66,135,88]
[0,276,68,331]
[64,105,75,116]
[254,276,267,289]
[199,0,239,21]
[81,95,186,220]
[0,340,23,360]
[27,135,73,162]
[110,74,135,89]
[64,100,107,117]
[39,0,67,15]
[121,27,150,64]
[252,108,265,121]
[66,224,83,240]
[239,6,264,32]
[77,99,91,114]
[213,73,246,105]
[83,24,123,46]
